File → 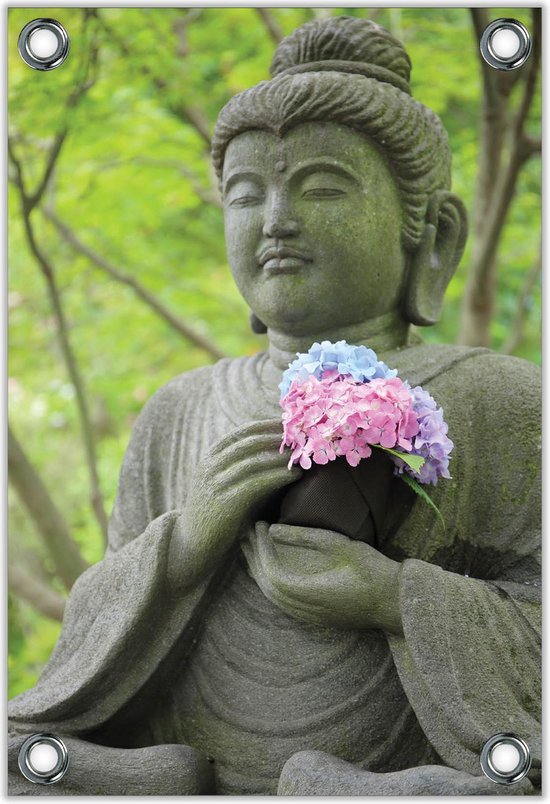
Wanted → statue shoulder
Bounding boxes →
[126,354,266,454]
[443,347,540,411]
[142,363,217,414]
[133,359,234,433]
[403,343,540,410]
[137,353,265,421]
[117,364,222,473]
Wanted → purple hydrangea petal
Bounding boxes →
[399,386,454,485]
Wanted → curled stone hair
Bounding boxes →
[212,16,452,253]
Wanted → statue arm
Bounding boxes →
[8,368,299,794]
[8,374,218,793]
[387,354,541,786]
[7,506,217,793]
[387,555,541,781]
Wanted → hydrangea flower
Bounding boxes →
[279,340,397,398]
[279,341,453,487]
[280,374,419,470]
[393,386,454,485]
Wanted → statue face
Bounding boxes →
[223,122,406,336]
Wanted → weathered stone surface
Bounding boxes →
[8,733,215,795]
[278,750,534,796]
[8,15,540,796]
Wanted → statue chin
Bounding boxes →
[258,299,318,327]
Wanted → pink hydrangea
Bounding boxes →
[280,373,420,470]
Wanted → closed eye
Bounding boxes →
[227,195,262,207]
[299,169,351,199]
[301,187,347,199]
[224,176,264,208]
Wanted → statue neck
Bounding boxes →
[264,312,411,377]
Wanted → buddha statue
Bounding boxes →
[8,16,540,796]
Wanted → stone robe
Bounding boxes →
[8,343,541,795]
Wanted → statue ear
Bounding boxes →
[403,191,468,326]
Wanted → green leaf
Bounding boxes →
[375,445,425,473]
[400,473,446,531]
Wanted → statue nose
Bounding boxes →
[262,197,299,239]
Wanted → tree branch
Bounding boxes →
[465,11,541,285]
[501,245,541,355]
[8,424,89,589]
[9,563,65,622]
[514,9,541,144]
[26,130,68,212]
[70,153,222,207]
[469,8,507,226]
[7,137,28,198]
[8,12,108,539]
[97,10,212,149]
[522,135,541,158]
[470,9,500,108]
[12,11,98,214]
[256,8,284,44]
[172,8,203,59]
[132,156,221,207]
[43,209,227,361]
[459,9,541,347]
[168,101,212,147]
[8,143,109,544]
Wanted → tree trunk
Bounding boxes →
[8,564,65,622]
[8,424,89,590]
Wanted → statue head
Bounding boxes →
[212,17,467,337]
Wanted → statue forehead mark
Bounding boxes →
[223,132,366,190]
[274,141,287,172]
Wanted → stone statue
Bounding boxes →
[8,17,540,796]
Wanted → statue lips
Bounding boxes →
[258,246,313,274]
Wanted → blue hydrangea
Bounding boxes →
[279,340,398,398]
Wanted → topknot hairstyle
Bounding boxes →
[270,16,411,90]
[212,16,452,252]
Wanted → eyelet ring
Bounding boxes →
[480,18,531,71]
[480,733,531,785]
[18,19,70,71]
[18,734,70,785]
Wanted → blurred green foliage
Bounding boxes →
[8,8,541,698]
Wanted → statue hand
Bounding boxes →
[169,420,301,591]
[242,522,403,635]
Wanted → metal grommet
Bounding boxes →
[18,734,70,785]
[480,18,531,71]
[18,18,70,71]
[480,733,531,785]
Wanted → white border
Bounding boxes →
[2,3,546,803]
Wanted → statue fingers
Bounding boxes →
[269,523,352,553]
[211,419,283,456]
[214,434,289,473]
[216,459,300,497]
[242,536,324,622]
[252,520,317,595]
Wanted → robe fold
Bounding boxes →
[8,343,541,794]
